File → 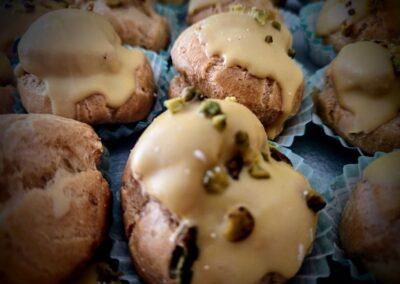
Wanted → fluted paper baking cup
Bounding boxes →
[155,4,186,60]
[324,151,399,282]
[109,144,333,283]
[156,2,188,24]
[12,48,169,141]
[300,2,336,67]
[308,67,364,155]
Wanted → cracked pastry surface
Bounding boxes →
[0,114,110,284]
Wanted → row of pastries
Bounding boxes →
[0,0,399,283]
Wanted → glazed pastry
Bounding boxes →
[313,41,400,154]
[0,114,110,283]
[0,0,68,56]
[0,52,15,114]
[74,0,170,52]
[16,9,155,125]
[340,152,400,284]
[170,8,304,139]
[187,0,280,25]
[316,0,400,52]
[121,93,325,283]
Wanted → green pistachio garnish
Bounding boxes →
[235,131,250,149]
[268,142,292,166]
[261,149,270,162]
[288,48,296,58]
[250,7,271,26]
[304,189,326,213]
[272,20,281,31]
[105,0,121,7]
[203,166,229,194]
[225,96,237,102]
[181,86,204,102]
[248,162,270,179]
[265,35,273,44]
[164,97,185,114]
[199,101,221,117]
[212,114,227,131]
[229,3,245,13]
[224,206,255,242]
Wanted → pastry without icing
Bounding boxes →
[186,0,280,25]
[73,0,171,52]
[0,114,110,284]
[340,152,400,284]
[170,9,304,139]
[313,41,400,153]
[316,0,400,52]
[121,93,325,284]
[16,8,155,125]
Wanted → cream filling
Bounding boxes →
[332,41,400,134]
[195,12,303,139]
[364,152,400,188]
[17,9,144,118]
[131,99,317,283]
[316,0,369,36]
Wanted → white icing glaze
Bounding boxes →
[18,9,145,118]
[195,12,303,139]
[130,99,317,283]
[332,41,400,133]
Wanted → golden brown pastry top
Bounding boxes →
[17,8,146,119]
[130,96,321,283]
[331,41,400,134]
[191,10,303,138]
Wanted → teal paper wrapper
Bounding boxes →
[325,151,400,282]
[109,144,333,283]
[299,2,336,67]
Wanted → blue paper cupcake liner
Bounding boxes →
[307,67,364,155]
[109,143,333,283]
[325,151,399,282]
[156,2,188,24]
[12,48,169,141]
[299,2,336,67]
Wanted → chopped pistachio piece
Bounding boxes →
[225,96,237,102]
[288,48,296,58]
[250,7,270,25]
[181,86,204,102]
[203,166,229,194]
[212,114,227,131]
[261,150,270,162]
[271,20,281,31]
[304,189,326,213]
[235,131,249,149]
[164,97,185,114]
[248,163,270,179]
[199,101,221,118]
[229,3,245,13]
[265,35,273,43]
[224,207,255,242]
[105,0,121,7]
[268,143,292,166]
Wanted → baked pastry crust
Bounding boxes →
[186,0,278,25]
[340,179,400,284]
[0,114,110,284]
[170,29,304,138]
[313,66,400,154]
[17,58,155,125]
[121,156,288,284]
[75,0,171,52]
[321,2,400,52]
